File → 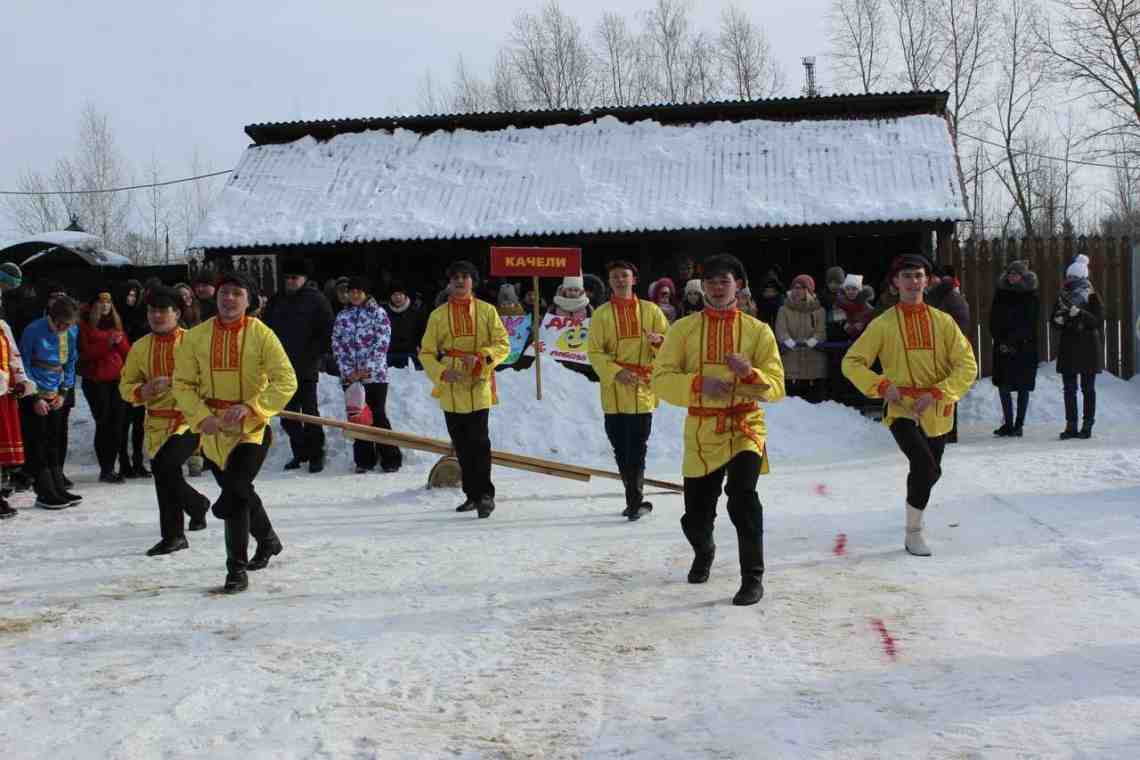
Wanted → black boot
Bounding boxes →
[476,495,495,519]
[687,546,715,584]
[146,536,189,556]
[620,473,636,518]
[732,577,764,606]
[308,452,326,474]
[1078,420,1094,439]
[628,471,652,521]
[51,468,82,506]
[33,469,69,510]
[993,423,1014,437]
[0,498,16,519]
[187,493,210,531]
[1059,422,1079,440]
[732,531,765,606]
[247,533,283,571]
[455,498,477,512]
[99,470,125,484]
[283,457,306,471]
[222,571,248,594]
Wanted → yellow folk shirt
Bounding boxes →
[587,297,670,415]
[172,316,298,470]
[419,298,511,414]
[842,303,977,437]
[119,329,192,459]
[652,308,785,478]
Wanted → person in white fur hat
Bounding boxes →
[549,275,592,319]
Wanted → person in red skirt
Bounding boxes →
[0,264,36,518]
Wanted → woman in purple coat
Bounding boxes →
[331,277,402,473]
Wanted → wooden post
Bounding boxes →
[533,274,542,401]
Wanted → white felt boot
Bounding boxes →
[905,504,931,557]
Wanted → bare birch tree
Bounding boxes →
[887,0,948,89]
[3,171,64,235]
[75,103,132,251]
[829,0,891,93]
[643,0,692,101]
[718,5,784,99]
[938,0,996,138]
[509,0,593,109]
[490,48,525,111]
[594,11,652,106]
[417,69,445,113]
[450,56,491,112]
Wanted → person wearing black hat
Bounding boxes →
[419,260,510,519]
[120,287,211,555]
[842,254,977,557]
[172,271,297,593]
[261,257,335,473]
[652,253,786,606]
[385,281,425,370]
[332,276,402,473]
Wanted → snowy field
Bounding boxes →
[3,363,1140,759]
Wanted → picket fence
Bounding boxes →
[943,237,1136,380]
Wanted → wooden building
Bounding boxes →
[194,92,969,299]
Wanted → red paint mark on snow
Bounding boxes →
[813,483,830,497]
[870,618,898,659]
[833,533,847,556]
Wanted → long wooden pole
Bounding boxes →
[280,411,682,491]
[533,274,542,401]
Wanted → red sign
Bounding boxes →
[491,246,581,277]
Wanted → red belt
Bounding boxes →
[615,361,653,383]
[688,402,763,449]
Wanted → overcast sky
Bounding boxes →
[1,0,831,206]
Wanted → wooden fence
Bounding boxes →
[943,237,1136,379]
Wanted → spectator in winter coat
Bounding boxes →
[774,274,827,402]
[192,271,217,321]
[834,274,875,339]
[1052,254,1103,439]
[173,283,202,329]
[332,277,402,473]
[989,260,1039,437]
[549,276,593,319]
[583,272,607,309]
[818,266,845,311]
[754,277,784,326]
[385,282,425,370]
[79,292,132,483]
[262,259,336,472]
[0,265,34,520]
[19,296,82,509]
[497,283,525,316]
[39,282,81,487]
[926,266,971,335]
[681,278,704,317]
[648,277,677,322]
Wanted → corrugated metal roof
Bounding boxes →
[195,113,968,250]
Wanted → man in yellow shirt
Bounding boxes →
[652,254,785,606]
[419,261,510,519]
[173,272,297,593]
[587,260,669,520]
[120,287,210,557]
[842,254,977,556]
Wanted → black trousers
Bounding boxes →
[999,388,1031,427]
[81,378,127,474]
[444,409,493,501]
[19,398,64,475]
[1062,372,1096,424]
[681,451,765,580]
[280,378,325,460]
[58,386,75,468]
[152,431,206,540]
[120,404,146,469]
[785,378,825,403]
[208,430,274,574]
[353,382,402,471]
[889,418,947,510]
[604,413,652,477]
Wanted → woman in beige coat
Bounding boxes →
[774,274,827,402]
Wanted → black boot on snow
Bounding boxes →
[476,496,495,519]
[187,494,210,531]
[222,571,248,594]
[1059,423,1079,440]
[688,547,715,584]
[0,499,16,519]
[732,576,764,606]
[247,533,283,571]
[51,468,82,506]
[33,470,70,510]
[455,499,477,512]
[993,423,1014,437]
[1078,421,1094,439]
[146,537,189,556]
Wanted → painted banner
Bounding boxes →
[490,246,582,278]
[501,315,532,365]
[525,314,591,365]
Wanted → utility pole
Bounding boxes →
[801,57,818,98]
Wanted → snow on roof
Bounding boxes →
[0,231,131,267]
[194,113,968,249]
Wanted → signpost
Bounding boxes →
[490,246,582,400]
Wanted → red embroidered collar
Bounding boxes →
[703,305,738,320]
[897,302,928,316]
[215,316,246,332]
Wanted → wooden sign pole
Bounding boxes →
[533,273,542,401]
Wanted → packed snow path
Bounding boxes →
[2,365,1140,758]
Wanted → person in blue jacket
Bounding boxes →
[19,296,83,509]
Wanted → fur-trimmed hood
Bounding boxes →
[997,270,1039,292]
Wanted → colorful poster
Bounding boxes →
[501,315,532,365]
[525,314,591,365]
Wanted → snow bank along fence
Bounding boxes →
[944,236,1136,380]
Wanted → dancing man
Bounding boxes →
[173,272,297,593]
[842,254,976,556]
[587,260,669,520]
[120,286,212,556]
[419,260,510,519]
[652,254,785,606]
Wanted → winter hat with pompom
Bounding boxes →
[791,274,816,293]
[684,279,703,297]
[842,274,864,290]
[1066,254,1090,280]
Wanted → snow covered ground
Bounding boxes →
[3,362,1140,759]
